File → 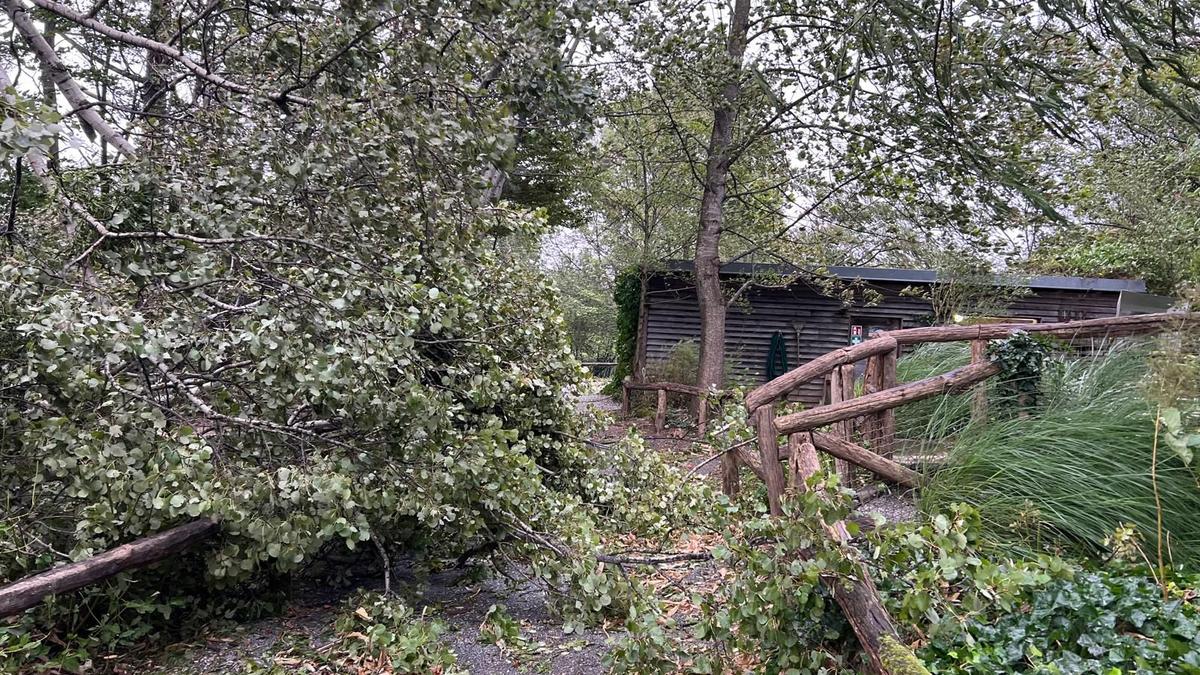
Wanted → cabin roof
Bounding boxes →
[657,260,1147,294]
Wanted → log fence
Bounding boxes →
[728,309,1193,674]
[620,377,708,433]
[736,310,1193,503]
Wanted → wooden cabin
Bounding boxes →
[635,261,1170,404]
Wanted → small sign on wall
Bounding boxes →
[850,324,864,345]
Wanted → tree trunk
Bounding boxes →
[695,0,751,397]
[0,519,218,618]
[37,18,59,166]
[633,269,649,382]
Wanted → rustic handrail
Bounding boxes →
[620,377,708,433]
[725,309,1192,675]
[745,336,898,411]
[880,311,1187,345]
[774,361,1002,435]
[745,311,1189,411]
[623,380,702,396]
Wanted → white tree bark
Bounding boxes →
[6,0,137,157]
[28,0,314,107]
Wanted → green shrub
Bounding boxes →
[920,567,1200,673]
[607,483,1200,675]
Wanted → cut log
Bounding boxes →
[785,417,911,675]
[810,432,922,488]
[0,519,218,618]
[776,361,1001,435]
[754,405,787,516]
[787,432,821,492]
[823,557,908,675]
[745,336,898,411]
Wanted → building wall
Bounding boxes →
[641,273,1122,404]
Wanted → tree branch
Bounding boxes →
[5,0,137,157]
[27,0,315,108]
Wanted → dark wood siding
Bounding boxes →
[642,273,1122,404]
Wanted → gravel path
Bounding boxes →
[124,407,918,675]
[408,566,612,674]
[132,561,616,675]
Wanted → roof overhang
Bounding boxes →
[657,260,1147,294]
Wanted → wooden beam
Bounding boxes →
[654,388,668,432]
[624,380,702,396]
[775,361,1001,435]
[0,519,218,618]
[810,432,922,488]
[754,406,787,516]
[745,336,898,411]
[882,311,1192,346]
[721,450,742,496]
[733,444,765,482]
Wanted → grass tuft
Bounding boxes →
[917,340,1200,567]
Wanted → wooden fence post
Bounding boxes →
[864,353,898,458]
[620,377,631,417]
[654,388,667,432]
[970,339,988,424]
[829,364,855,481]
[754,405,787,516]
[877,347,897,457]
[720,450,740,497]
[696,392,708,434]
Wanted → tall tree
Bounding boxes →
[625,0,1200,397]
[695,0,752,394]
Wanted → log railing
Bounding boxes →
[620,377,707,433]
[0,519,218,618]
[729,310,1192,674]
[736,310,1193,503]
